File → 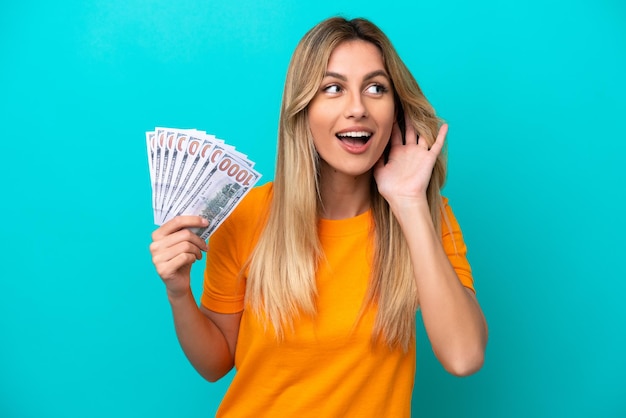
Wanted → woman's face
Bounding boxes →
[308,40,395,181]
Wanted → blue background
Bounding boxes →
[1,0,624,417]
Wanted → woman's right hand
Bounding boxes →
[149,216,209,299]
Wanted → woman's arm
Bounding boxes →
[150,216,241,382]
[374,122,488,376]
[393,198,487,375]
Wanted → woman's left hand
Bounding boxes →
[373,118,447,208]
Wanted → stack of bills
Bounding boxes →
[146,127,261,240]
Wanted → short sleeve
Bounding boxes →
[200,183,273,313]
[441,197,475,293]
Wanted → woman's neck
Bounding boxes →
[318,171,372,220]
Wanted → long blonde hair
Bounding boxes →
[246,17,446,350]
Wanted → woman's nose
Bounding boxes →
[343,92,368,119]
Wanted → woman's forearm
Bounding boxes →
[168,290,235,382]
[395,199,488,376]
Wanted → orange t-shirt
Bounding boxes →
[201,182,473,417]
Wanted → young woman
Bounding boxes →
[150,16,487,417]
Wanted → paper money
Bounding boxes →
[146,127,261,238]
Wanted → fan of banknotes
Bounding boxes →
[146,127,261,240]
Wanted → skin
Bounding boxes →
[375,121,488,375]
[149,39,487,382]
[308,40,395,219]
[149,217,240,381]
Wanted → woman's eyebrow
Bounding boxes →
[363,70,389,81]
[324,71,347,81]
[323,69,389,81]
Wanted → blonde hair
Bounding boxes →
[246,17,446,350]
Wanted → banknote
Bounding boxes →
[153,128,216,223]
[162,141,226,223]
[146,127,261,238]
[145,131,157,223]
[153,127,170,216]
[179,150,261,239]
[159,131,188,217]
[161,133,215,223]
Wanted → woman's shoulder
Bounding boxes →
[222,181,273,229]
[210,182,273,251]
[237,181,273,214]
[248,181,274,201]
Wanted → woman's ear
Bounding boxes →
[395,105,406,145]
[383,136,392,164]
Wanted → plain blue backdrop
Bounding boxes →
[1,0,624,417]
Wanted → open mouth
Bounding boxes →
[335,131,372,146]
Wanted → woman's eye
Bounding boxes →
[366,84,387,94]
[323,84,341,94]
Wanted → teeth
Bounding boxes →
[336,131,371,138]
